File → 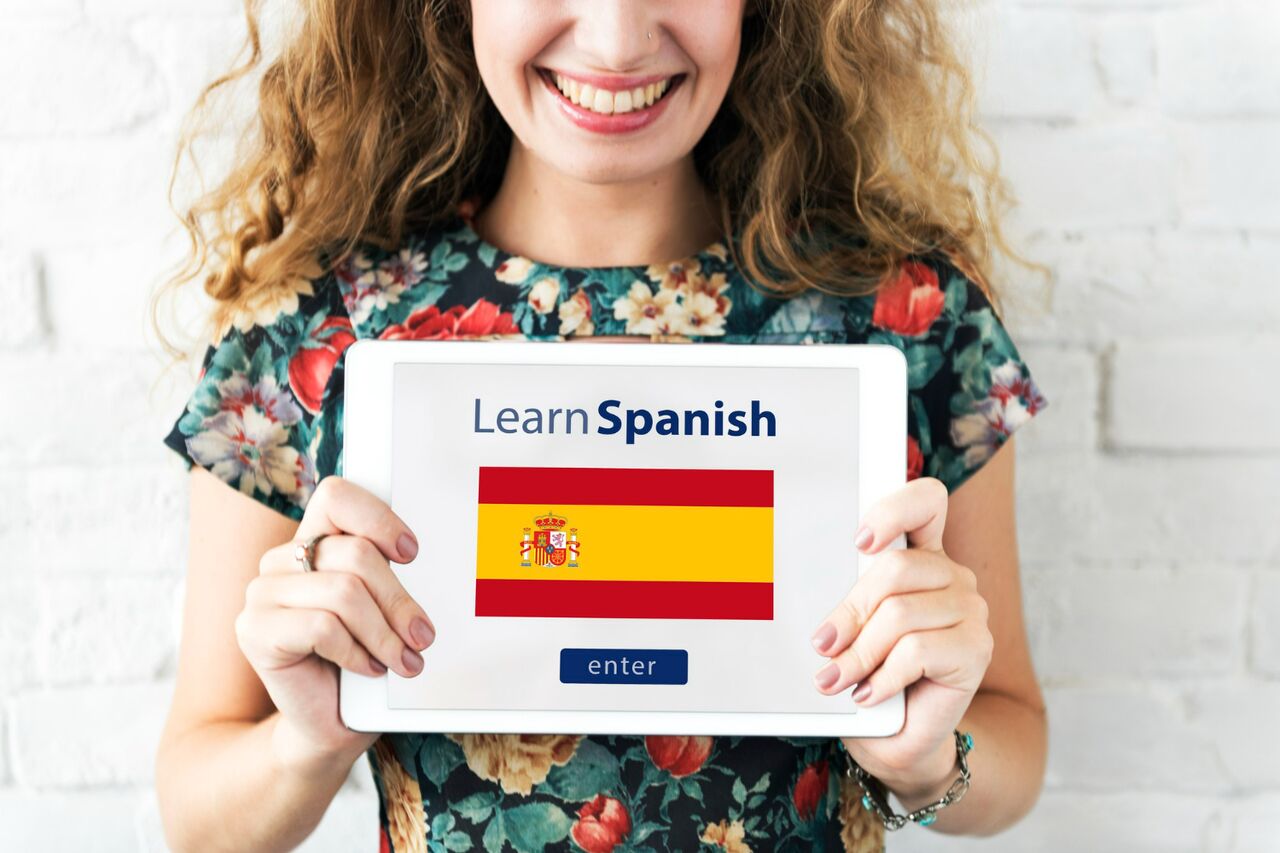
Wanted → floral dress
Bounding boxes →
[162,204,1048,853]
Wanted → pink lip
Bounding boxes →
[538,69,684,135]
[541,67,676,91]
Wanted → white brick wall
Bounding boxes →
[1,0,1275,850]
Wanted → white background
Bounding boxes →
[3,0,1278,849]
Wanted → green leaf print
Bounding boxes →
[755,291,844,340]
[455,791,499,824]
[190,381,222,417]
[905,344,943,390]
[430,239,470,278]
[964,307,1019,362]
[482,810,505,853]
[911,393,933,457]
[539,738,621,800]
[420,736,465,787]
[953,339,991,399]
[211,334,247,374]
[944,274,968,317]
[501,802,573,853]
[248,338,273,382]
[928,444,969,491]
[443,831,474,852]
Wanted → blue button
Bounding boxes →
[560,648,688,685]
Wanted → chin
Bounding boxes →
[542,147,677,186]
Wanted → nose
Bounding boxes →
[573,0,663,72]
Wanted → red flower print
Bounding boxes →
[792,759,829,820]
[571,794,631,853]
[906,434,924,481]
[645,735,713,777]
[288,316,356,414]
[379,298,518,340]
[872,260,946,337]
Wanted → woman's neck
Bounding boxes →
[471,143,723,268]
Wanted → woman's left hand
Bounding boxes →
[809,476,993,799]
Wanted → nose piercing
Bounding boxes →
[647,31,652,39]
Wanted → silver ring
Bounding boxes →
[294,533,329,573]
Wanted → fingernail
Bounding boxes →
[815,662,839,690]
[852,682,872,703]
[402,647,423,675]
[369,658,387,675]
[410,617,435,650]
[398,532,418,561]
[854,526,873,550]
[811,622,837,653]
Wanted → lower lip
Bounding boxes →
[538,70,684,135]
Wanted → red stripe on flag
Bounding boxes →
[477,466,773,507]
[475,579,773,620]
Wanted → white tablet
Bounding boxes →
[340,339,907,737]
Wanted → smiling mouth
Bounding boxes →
[537,68,686,116]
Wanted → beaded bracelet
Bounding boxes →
[843,729,974,830]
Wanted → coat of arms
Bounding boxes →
[519,512,581,568]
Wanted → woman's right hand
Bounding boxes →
[233,476,436,769]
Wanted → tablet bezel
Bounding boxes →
[340,339,907,737]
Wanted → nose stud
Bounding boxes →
[647,31,652,40]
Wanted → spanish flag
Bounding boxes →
[475,466,773,620]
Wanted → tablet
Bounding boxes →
[340,339,907,737]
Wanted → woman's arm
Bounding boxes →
[154,467,366,853]
[879,435,1049,836]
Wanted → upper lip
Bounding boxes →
[540,68,681,92]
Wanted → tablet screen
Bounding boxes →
[388,361,861,716]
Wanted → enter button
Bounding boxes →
[560,648,688,685]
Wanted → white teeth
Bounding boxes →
[551,72,675,115]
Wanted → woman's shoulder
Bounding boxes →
[733,246,1049,491]
[160,257,357,521]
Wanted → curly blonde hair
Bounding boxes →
[150,0,1044,362]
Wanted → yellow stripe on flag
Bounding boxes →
[475,503,773,583]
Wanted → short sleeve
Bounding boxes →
[161,309,336,522]
[870,251,1049,494]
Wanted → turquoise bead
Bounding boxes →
[919,813,937,826]
[962,732,974,751]
[861,794,873,810]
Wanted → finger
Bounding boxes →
[261,533,437,653]
[853,476,949,555]
[295,476,419,564]
[813,588,972,695]
[810,548,954,656]
[247,569,425,678]
[235,605,387,678]
[850,622,994,707]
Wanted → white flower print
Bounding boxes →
[220,272,317,339]
[377,247,428,290]
[679,290,727,336]
[187,409,305,500]
[339,248,424,326]
[495,255,534,285]
[612,281,683,335]
[647,258,702,296]
[217,371,304,425]
[186,371,314,503]
[558,289,594,336]
[528,276,560,314]
[950,359,1045,467]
